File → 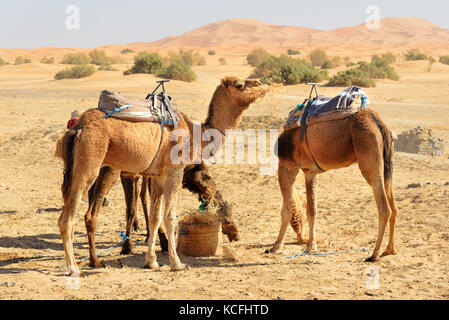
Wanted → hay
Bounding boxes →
[178,208,219,225]
[221,245,239,263]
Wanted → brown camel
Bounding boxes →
[57,76,268,275]
[269,107,398,262]
[84,162,238,268]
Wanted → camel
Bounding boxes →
[57,76,268,275]
[269,106,398,262]
[84,162,238,268]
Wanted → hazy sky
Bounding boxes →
[1,0,448,49]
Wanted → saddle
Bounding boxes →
[284,86,369,131]
[98,90,179,127]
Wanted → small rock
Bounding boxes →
[444,182,449,186]
[0,282,16,287]
[365,291,377,297]
[276,296,285,300]
[406,183,423,189]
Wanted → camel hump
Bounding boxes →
[98,90,179,126]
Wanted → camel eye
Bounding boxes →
[235,84,243,89]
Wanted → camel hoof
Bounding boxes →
[365,255,380,262]
[89,260,105,268]
[171,264,190,271]
[264,247,281,254]
[143,262,160,270]
[381,249,397,257]
[64,266,80,276]
[305,245,318,253]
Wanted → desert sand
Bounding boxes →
[1,17,449,300]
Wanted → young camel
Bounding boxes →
[84,162,238,268]
[269,107,398,262]
[58,76,267,275]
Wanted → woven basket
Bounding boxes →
[177,210,223,257]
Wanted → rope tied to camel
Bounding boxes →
[57,231,130,267]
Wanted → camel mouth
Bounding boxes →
[243,79,262,90]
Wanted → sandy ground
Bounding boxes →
[0,55,448,300]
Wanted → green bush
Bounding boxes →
[159,60,196,82]
[321,60,336,69]
[439,55,449,65]
[15,56,32,65]
[61,52,90,65]
[40,56,55,64]
[404,49,427,61]
[167,50,206,66]
[121,48,134,54]
[89,49,111,66]
[208,50,216,56]
[125,52,165,75]
[287,49,300,55]
[328,56,399,87]
[309,49,329,67]
[247,48,271,67]
[98,65,118,71]
[219,57,227,65]
[0,57,5,66]
[254,55,328,85]
[54,65,96,80]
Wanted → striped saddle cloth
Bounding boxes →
[98,90,179,127]
[284,86,369,131]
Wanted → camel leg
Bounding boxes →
[381,178,398,257]
[120,175,140,255]
[364,174,391,262]
[304,171,319,253]
[144,178,164,269]
[162,168,189,271]
[141,177,169,251]
[267,164,300,253]
[59,157,104,275]
[85,166,120,267]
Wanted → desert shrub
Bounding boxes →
[124,51,165,75]
[346,62,356,67]
[343,56,351,65]
[219,57,227,65]
[247,48,272,67]
[98,65,118,71]
[404,49,427,61]
[61,52,90,65]
[331,56,342,67]
[321,60,336,69]
[208,50,216,56]
[0,57,5,66]
[14,56,32,65]
[40,56,55,64]
[159,60,196,82]
[121,48,134,54]
[439,55,449,65]
[168,50,206,66]
[255,55,328,85]
[89,49,111,66]
[309,49,329,67]
[328,56,399,87]
[287,49,300,56]
[54,65,96,80]
[377,52,396,64]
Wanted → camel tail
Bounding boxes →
[371,110,393,184]
[60,129,77,201]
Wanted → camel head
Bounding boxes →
[217,200,239,242]
[204,76,270,132]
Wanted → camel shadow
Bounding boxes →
[0,232,117,251]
